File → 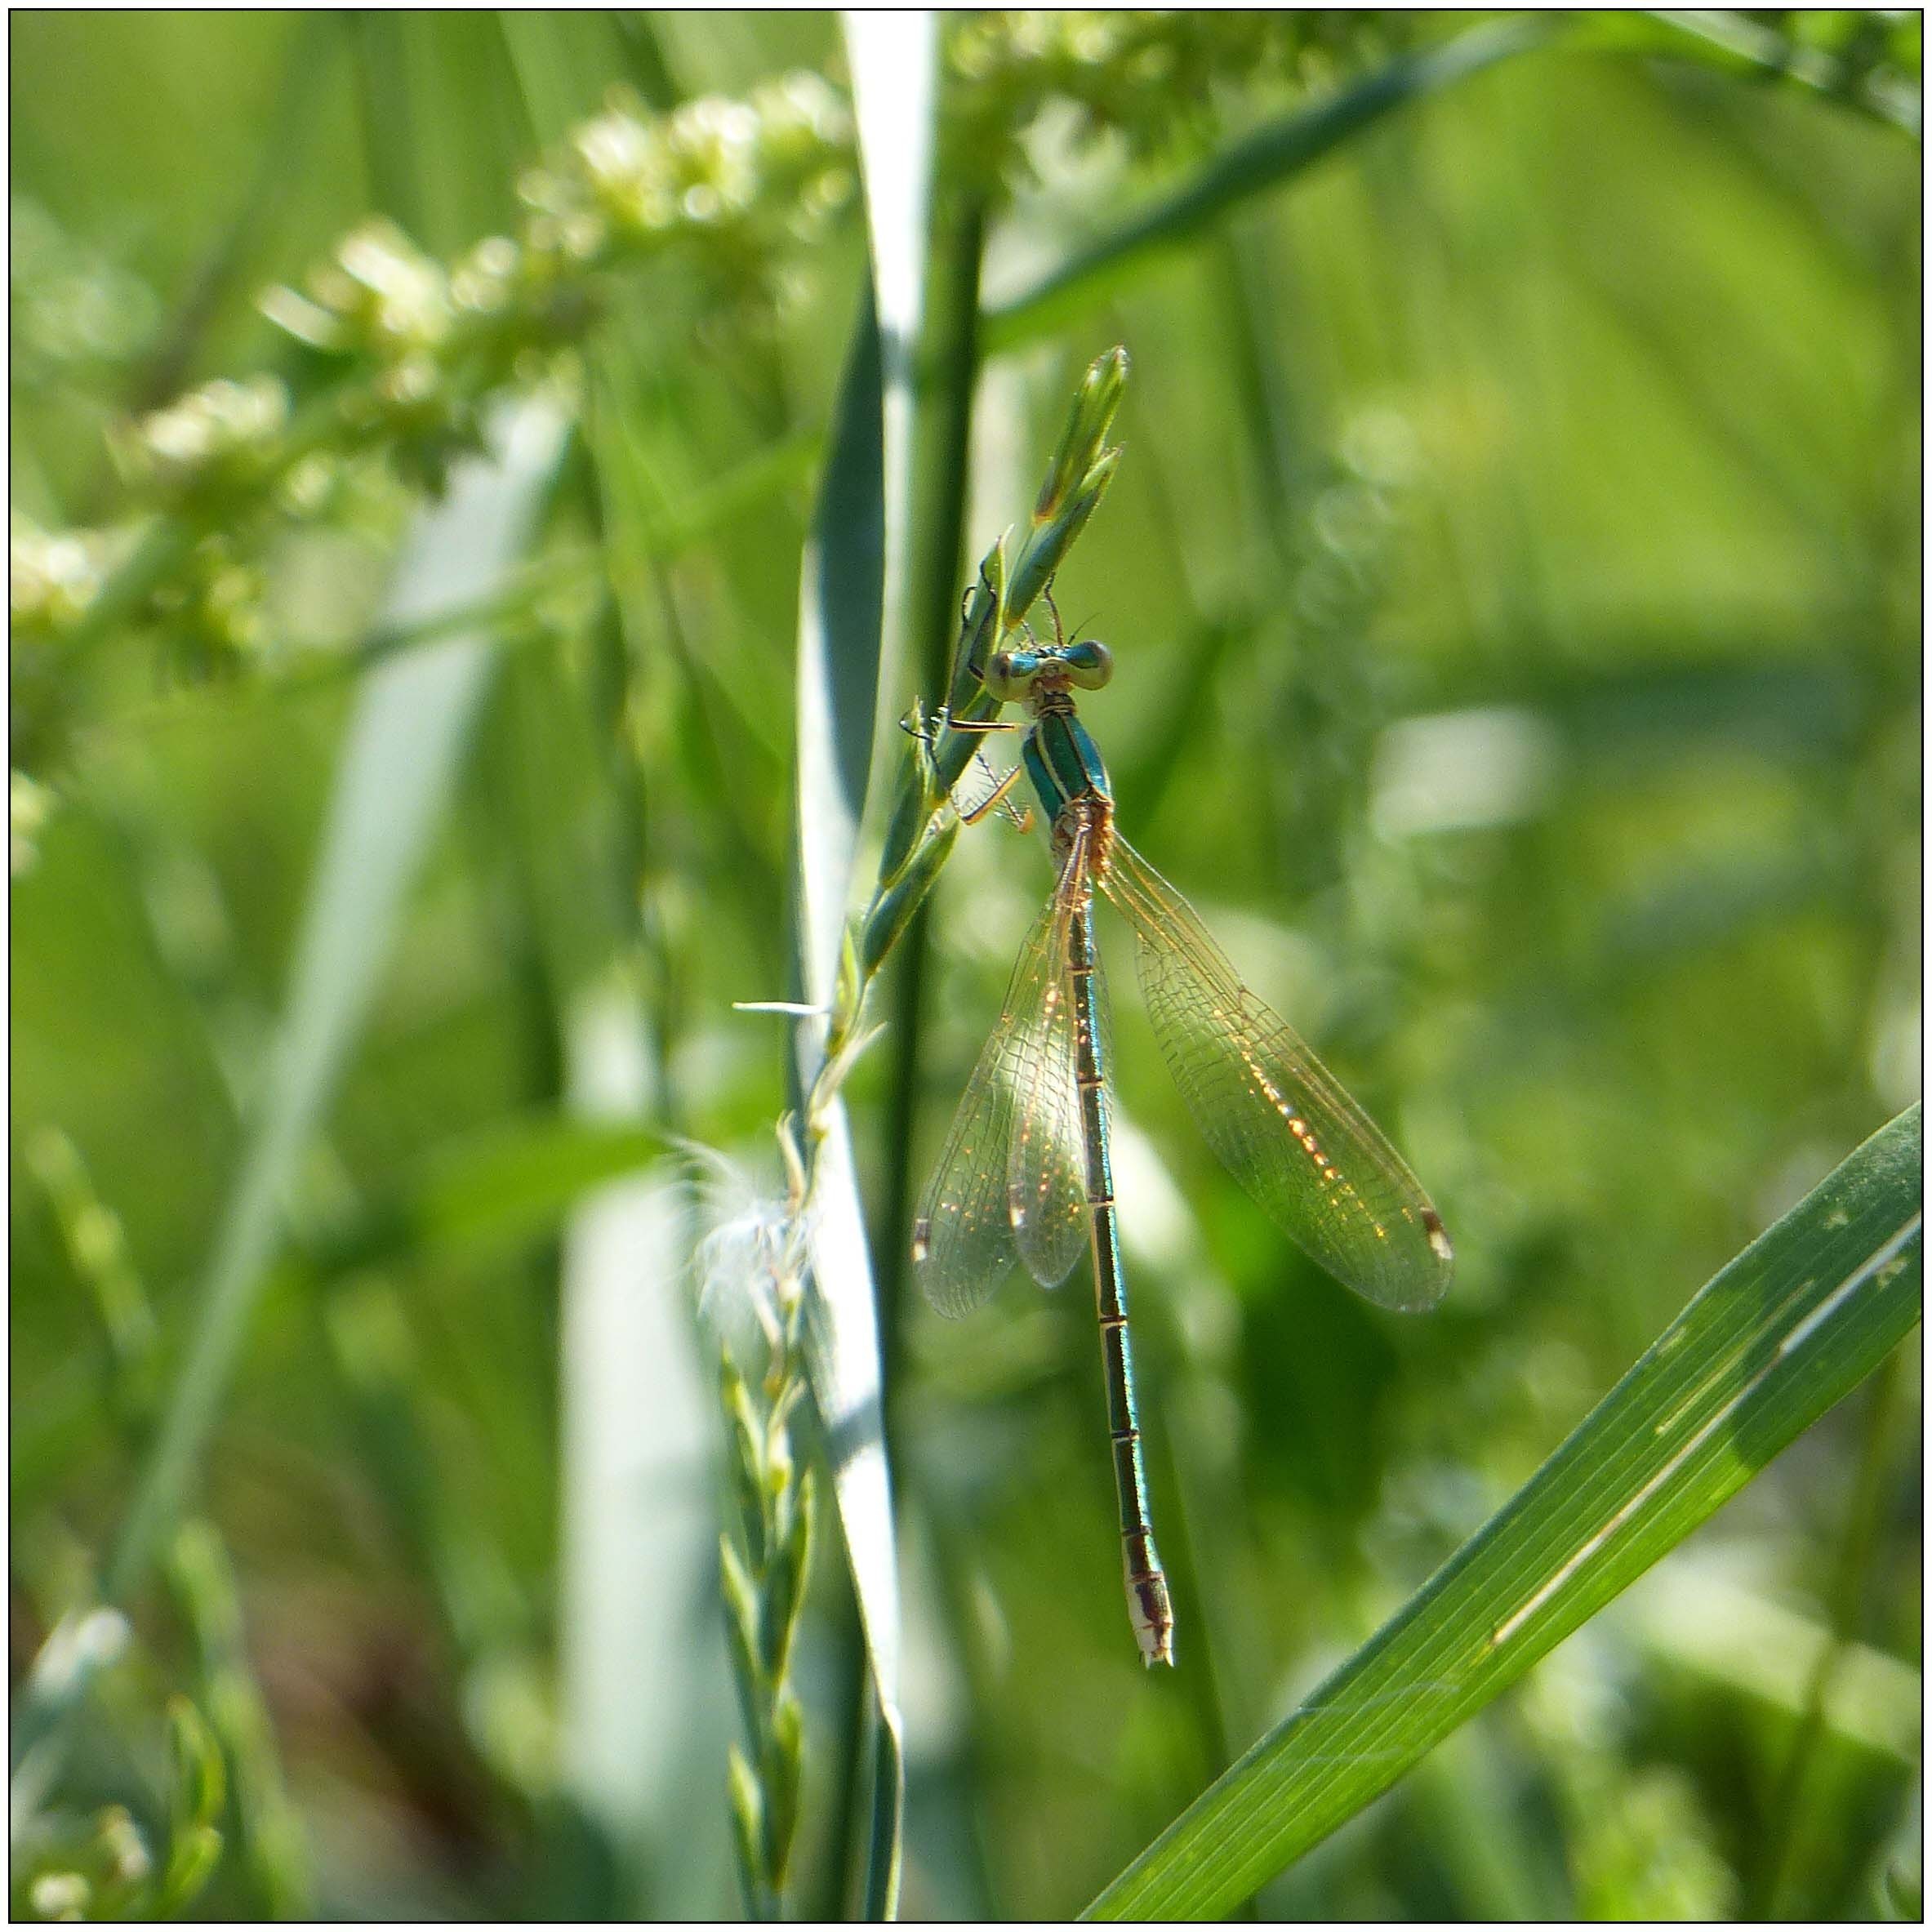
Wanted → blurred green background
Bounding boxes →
[9,11,1921,1922]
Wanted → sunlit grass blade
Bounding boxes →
[13,398,568,1783]
[985,16,1552,348]
[551,979,726,1916]
[784,261,894,1927]
[781,16,937,1916]
[1087,1104,1922,1919]
[105,399,568,1612]
[847,8,937,785]
[795,291,884,1010]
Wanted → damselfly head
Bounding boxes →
[986,635,1113,702]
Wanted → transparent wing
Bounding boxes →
[1092,937,1116,1085]
[913,883,1087,1316]
[1008,837,1092,1290]
[1099,833,1453,1311]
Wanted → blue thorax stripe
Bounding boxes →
[1023,712,1111,819]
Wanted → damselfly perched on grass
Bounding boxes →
[913,599,1453,1666]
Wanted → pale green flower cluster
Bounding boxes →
[10,515,118,639]
[11,768,53,876]
[154,541,269,667]
[528,73,854,256]
[12,70,857,659]
[944,8,1381,183]
[10,14,1385,666]
[110,376,291,505]
[11,505,265,766]
[260,75,852,492]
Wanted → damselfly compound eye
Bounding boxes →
[986,647,1039,699]
[1064,638,1113,689]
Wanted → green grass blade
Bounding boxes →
[790,16,937,1919]
[1618,1555,1921,1765]
[551,980,727,1917]
[104,399,568,1609]
[345,11,426,240]
[795,302,901,1909]
[1087,1104,1923,1920]
[302,1113,666,1277]
[121,14,336,420]
[1599,11,1923,137]
[848,8,937,749]
[795,291,884,1005]
[985,16,1552,348]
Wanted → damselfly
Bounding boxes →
[912,605,1452,1666]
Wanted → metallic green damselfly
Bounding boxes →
[913,615,1452,1667]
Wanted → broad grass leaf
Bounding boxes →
[105,398,570,1605]
[789,15,937,1918]
[553,982,727,1916]
[986,16,1551,347]
[1087,1104,1922,1919]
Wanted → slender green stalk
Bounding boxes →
[56,518,197,656]
[24,1128,159,1429]
[863,345,1131,961]
[1751,1344,1912,1917]
[164,1525,312,1916]
[1149,1424,1248,1810]
[568,441,669,1099]
[835,193,990,1920]
[118,16,336,420]
[11,403,570,1790]
[713,1159,819,1920]
[20,1132,311,1916]
[612,11,681,110]
[345,12,427,241]
[876,193,987,1404]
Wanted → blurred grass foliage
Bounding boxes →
[9,9,1922,1923]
